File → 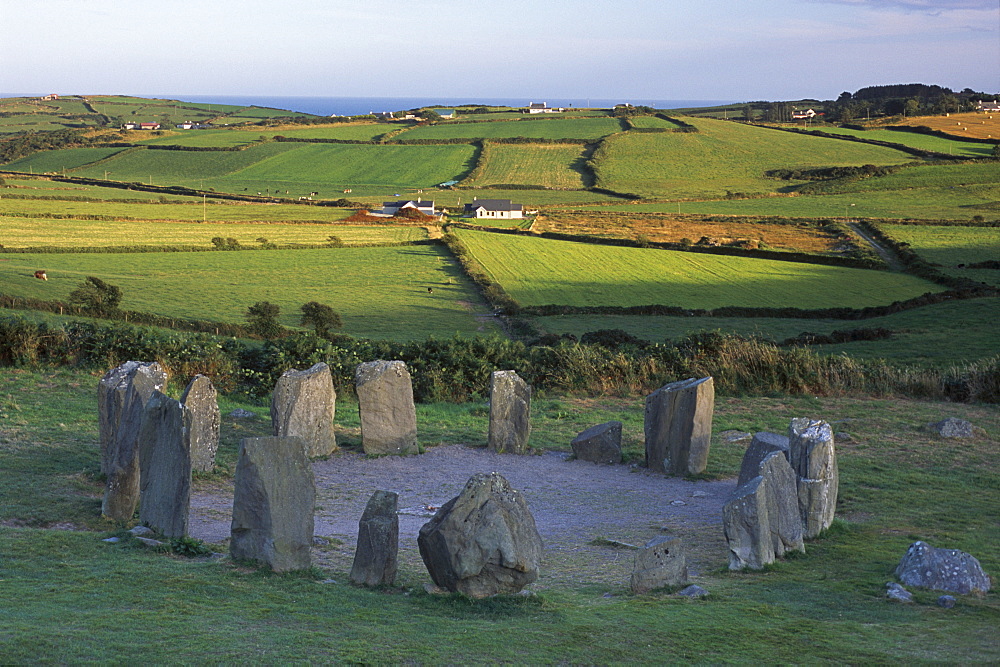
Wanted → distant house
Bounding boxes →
[176,122,213,129]
[40,94,59,101]
[463,198,524,219]
[372,111,395,119]
[524,102,564,114]
[791,109,818,119]
[139,122,161,130]
[436,109,455,119]
[381,199,436,216]
[976,100,1000,112]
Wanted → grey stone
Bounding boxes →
[644,376,714,475]
[350,490,399,587]
[271,363,337,458]
[355,360,418,456]
[737,432,789,487]
[630,535,688,594]
[229,409,256,419]
[723,451,804,570]
[102,537,120,543]
[678,584,709,598]
[571,421,622,464]
[180,374,221,472]
[230,436,315,572]
[138,392,192,538]
[418,472,542,598]
[99,362,167,521]
[128,525,154,536]
[895,541,991,595]
[135,536,165,548]
[488,370,532,454]
[886,582,913,603]
[719,430,752,443]
[788,418,839,538]
[928,418,974,439]
[937,595,956,608]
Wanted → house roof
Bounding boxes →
[383,200,434,208]
[527,102,547,109]
[464,199,522,211]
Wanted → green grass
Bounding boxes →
[807,127,993,158]
[466,143,589,188]
[136,124,393,147]
[394,117,623,141]
[529,296,1000,367]
[455,229,943,310]
[0,178,209,202]
[880,223,1000,266]
[629,116,683,129]
[0,246,495,340]
[1,147,130,173]
[0,367,996,662]
[591,117,916,199]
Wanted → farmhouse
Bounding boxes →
[524,102,564,114]
[976,100,1000,112]
[463,198,524,219]
[372,111,395,119]
[791,109,818,119]
[40,94,59,101]
[122,122,161,130]
[381,199,436,216]
[175,122,213,129]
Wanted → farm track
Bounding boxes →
[847,221,905,271]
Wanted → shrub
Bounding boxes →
[300,301,343,338]
[245,301,284,339]
[68,277,122,317]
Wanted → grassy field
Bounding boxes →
[466,143,589,188]
[629,115,684,129]
[0,177,211,202]
[529,296,1000,366]
[806,127,992,157]
[0,367,996,662]
[591,117,916,199]
[879,223,1000,266]
[394,117,623,141]
[897,112,1000,140]
[455,229,942,309]
[1,147,131,174]
[136,124,395,147]
[0,246,495,340]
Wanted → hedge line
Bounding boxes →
[754,124,964,160]
[884,124,1000,146]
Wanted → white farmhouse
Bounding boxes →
[463,198,524,219]
[381,199,436,216]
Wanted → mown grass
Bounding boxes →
[591,117,916,199]
[629,115,683,129]
[2,147,131,173]
[0,178,210,202]
[0,246,495,340]
[394,117,622,141]
[466,143,589,188]
[897,112,1000,140]
[879,223,1000,266]
[454,229,943,310]
[805,127,992,158]
[137,124,394,147]
[0,367,996,662]
[529,296,1000,367]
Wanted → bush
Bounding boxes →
[68,277,122,317]
[300,301,343,338]
[245,301,284,339]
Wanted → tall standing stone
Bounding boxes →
[230,436,315,572]
[271,362,337,458]
[644,376,714,475]
[180,374,220,472]
[138,392,192,538]
[630,535,688,593]
[99,361,167,521]
[355,360,418,456]
[788,418,838,538]
[418,472,542,598]
[723,451,804,570]
[488,370,531,454]
[350,490,399,587]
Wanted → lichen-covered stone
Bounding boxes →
[630,535,688,593]
[644,377,714,475]
[788,418,838,538]
[271,362,337,458]
[350,490,399,587]
[138,392,191,538]
[737,431,789,487]
[355,360,418,455]
[180,374,220,472]
[895,541,991,595]
[571,421,622,464]
[488,370,531,454]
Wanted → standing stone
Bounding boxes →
[571,421,623,464]
[271,362,337,458]
[99,361,167,521]
[350,490,399,587]
[644,377,714,475]
[737,432,789,487]
[138,392,192,538]
[895,541,991,595]
[230,436,315,572]
[723,451,804,570]
[355,360,418,456]
[630,535,688,593]
[418,472,542,598]
[180,374,220,472]
[788,418,838,538]
[488,370,532,454]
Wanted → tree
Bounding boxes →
[300,301,343,338]
[68,276,122,316]
[245,301,284,339]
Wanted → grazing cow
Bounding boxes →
[427,287,433,294]
[34,270,47,281]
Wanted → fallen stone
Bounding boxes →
[886,582,913,603]
[229,409,256,419]
[678,584,709,598]
[181,374,221,472]
[937,595,956,608]
[630,535,688,594]
[230,436,315,572]
[355,360,418,456]
[644,376,714,475]
[571,421,622,464]
[135,536,165,548]
[670,500,687,506]
[418,472,542,598]
[128,525,154,537]
[350,490,399,587]
[138,392,192,539]
[691,491,709,498]
[102,537,120,543]
[271,363,337,458]
[737,432,789,487]
[928,418,974,439]
[788,418,838,539]
[719,430,752,443]
[488,370,532,454]
[895,541,991,595]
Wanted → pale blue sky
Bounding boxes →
[1,0,997,100]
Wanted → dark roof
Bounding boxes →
[383,200,434,208]
[463,199,522,212]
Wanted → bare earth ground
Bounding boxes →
[189,445,736,590]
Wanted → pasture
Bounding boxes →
[0,177,209,202]
[393,117,623,141]
[806,126,992,158]
[879,223,1000,266]
[2,147,130,174]
[0,246,494,340]
[897,112,1000,140]
[136,123,395,147]
[591,117,915,199]
[465,143,589,188]
[454,229,942,309]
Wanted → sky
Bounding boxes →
[1,0,997,101]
